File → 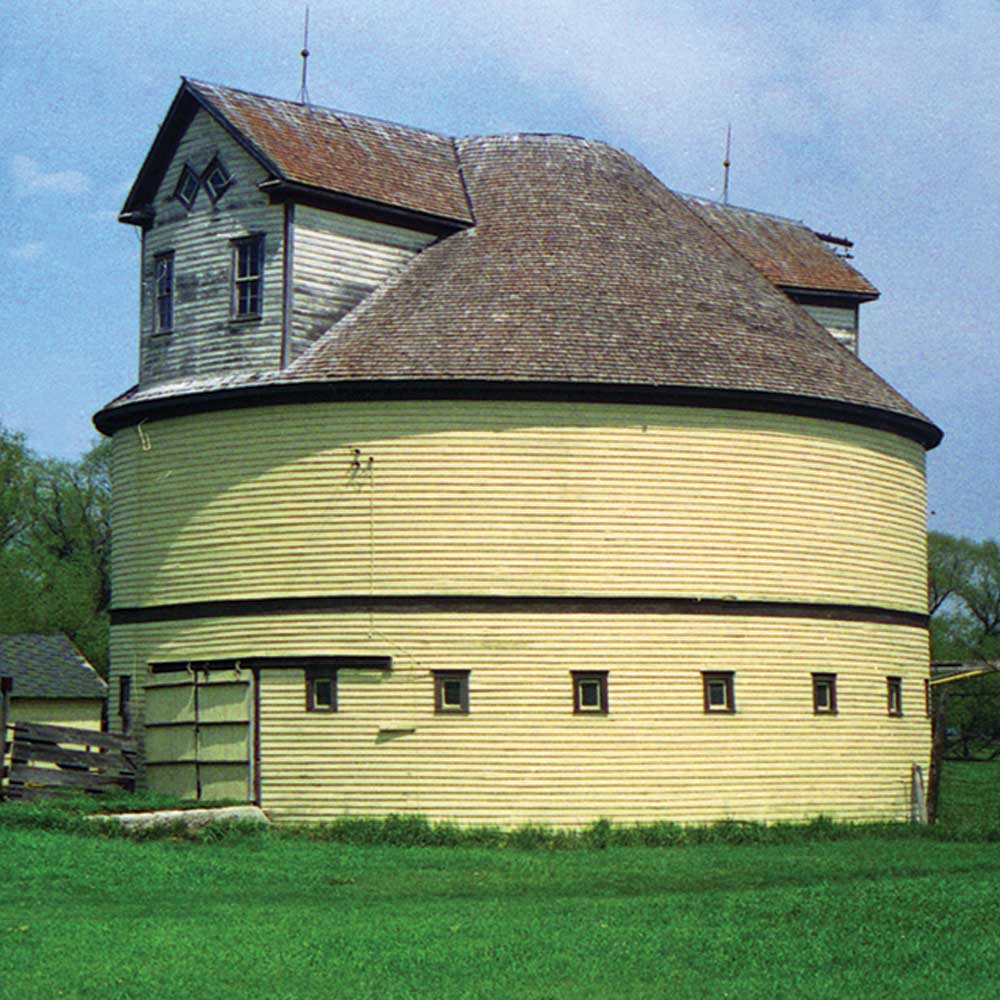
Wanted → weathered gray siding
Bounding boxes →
[288,207,435,362]
[801,302,858,353]
[139,109,285,386]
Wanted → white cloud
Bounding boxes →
[10,240,45,261]
[12,155,90,196]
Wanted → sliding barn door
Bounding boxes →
[144,667,254,801]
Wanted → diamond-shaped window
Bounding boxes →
[203,156,233,203]
[174,164,200,208]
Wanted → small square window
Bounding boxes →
[154,252,174,333]
[203,156,233,203]
[306,669,337,712]
[572,671,608,714]
[174,164,200,208]
[434,671,469,714]
[232,235,264,319]
[812,673,838,714]
[703,671,735,713]
[887,676,903,717]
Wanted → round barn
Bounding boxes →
[96,80,941,826]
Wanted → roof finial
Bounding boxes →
[722,124,732,205]
[298,6,311,105]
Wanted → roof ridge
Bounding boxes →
[184,77,457,142]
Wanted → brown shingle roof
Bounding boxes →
[105,90,939,448]
[186,80,472,224]
[0,633,106,699]
[283,134,928,427]
[680,195,879,297]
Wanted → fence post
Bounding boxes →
[927,687,947,824]
[1,675,11,796]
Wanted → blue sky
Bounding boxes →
[2,0,997,540]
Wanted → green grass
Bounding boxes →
[0,761,998,999]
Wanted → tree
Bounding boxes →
[927,531,1000,762]
[0,428,111,675]
[0,424,34,550]
[928,531,977,616]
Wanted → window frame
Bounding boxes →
[173,164,200,208]
[231,235,264,320]
[702,671,736,714]
[572,671,609,715]
[812,673,838,715]
[118,675,132,736]
[153,251,174,334]
[433,670,470,715]
[887,676,903,717]
[203,156,233,203]
[305,667,337,713]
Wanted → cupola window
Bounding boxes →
[173,165,200,208]
[231,235,264,319]
[203,156,233,203]
[154,252,174,333]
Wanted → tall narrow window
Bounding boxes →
[572,671,608,714]
[433,671,469,714]
[703,671,735,713]
[154,252,174,333]
[812,673,838,714]
[232,236,264,319]
[887,676,903,717]
[118,675,132,736]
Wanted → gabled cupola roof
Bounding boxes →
[120,78,473,228]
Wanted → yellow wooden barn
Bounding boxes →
[95,79,941,825]
[0,634,107,732]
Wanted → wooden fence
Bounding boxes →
[0,676,10,791]
[2,721,137,801]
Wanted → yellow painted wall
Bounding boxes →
[110,609,930,826]
[9,698,104,732]
[110,401,927,612]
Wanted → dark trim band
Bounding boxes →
[111,595,929,629]
[93,377,942,448]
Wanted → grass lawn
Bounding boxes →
[1,762,998,1000]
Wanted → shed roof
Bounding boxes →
[0,634,107,700]
[680,195,879,298]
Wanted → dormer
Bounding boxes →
[680,196,879,354]
[120,79,473,389]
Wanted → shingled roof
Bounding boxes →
[102,84,940,449]
[680,196,879,298]
[122,79,472,226]
[0,634,107,699]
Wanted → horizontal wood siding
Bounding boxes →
[289,207,434,361]
[140,109,284,386]
[111,401,928,612]
[7,698,104,732]
[109,611,930,826]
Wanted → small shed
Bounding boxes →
[0,634,107,732]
